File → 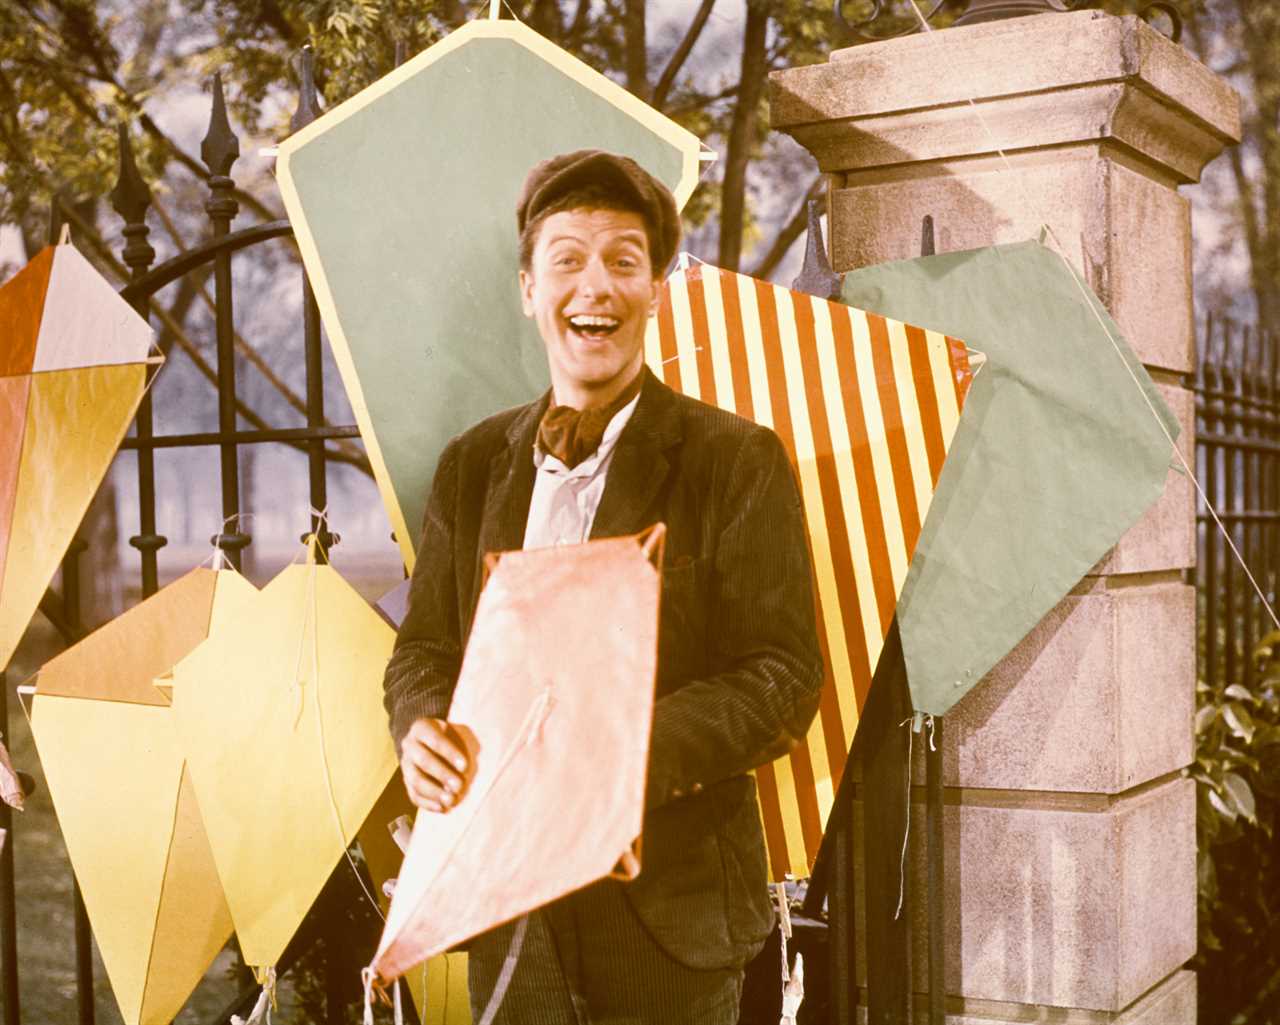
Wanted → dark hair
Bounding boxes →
[518,182,659,274]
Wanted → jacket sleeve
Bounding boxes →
[645,427,824,808]
[382,438,464,755]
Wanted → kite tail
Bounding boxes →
[231,966,277,1025]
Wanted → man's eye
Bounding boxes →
[554,255,581,268]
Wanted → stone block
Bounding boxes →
[920,580,1196,793]
[770,12,1241,177]
[1094,383,1195,574]
[853,968,1196,1023]
[850,778,1196,1010]
[829,159,1196,373]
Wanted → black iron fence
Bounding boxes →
[1190,314,1280,1025]
[1194,315,1280,690]
[0,54,374,1025]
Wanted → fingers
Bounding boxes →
[401,718,471,813]
[407,718,470,773]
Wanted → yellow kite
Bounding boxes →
[0,240,156,670]
[170,543,398,971]
[645,263,973,878]
[29,568,248,1025]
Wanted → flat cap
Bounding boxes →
[516,149,681,273]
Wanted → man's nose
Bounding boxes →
[578,257,613,299]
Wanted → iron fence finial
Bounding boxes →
[202,72,240,178]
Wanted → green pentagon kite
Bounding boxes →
[277,18,703,568]
[841,239,1179,718]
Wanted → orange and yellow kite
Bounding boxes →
[0,240,155,670]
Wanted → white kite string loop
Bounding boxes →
[231,966,276,1025]
[362,967,377,1025]
[894,715,915,921]
[900,0,1279,632]
[207,512,254,569]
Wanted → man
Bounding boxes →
[383,149,823,1024]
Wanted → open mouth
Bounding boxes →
[567,314,622,340]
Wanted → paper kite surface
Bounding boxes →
[170,553,398,969]
[841,239,1178,718]
[276,18,703,569]
[645,263,972,878]
[29,568,244,1025]
[371,532,662,984]
[0,242,153,670]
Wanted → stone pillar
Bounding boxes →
[771,11,1240,1022]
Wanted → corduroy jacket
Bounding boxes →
[383,366,824,970]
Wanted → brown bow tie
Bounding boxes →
[537,373,643,469]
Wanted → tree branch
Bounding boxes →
[652,0,717,111]
[623,0,649,100]
[718,0,771,271]
[567,0,592,42]
[666,82,740,117]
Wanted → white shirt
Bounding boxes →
[522,393,641,550]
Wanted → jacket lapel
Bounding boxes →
[476,394,547,561]
[590,368,683,540]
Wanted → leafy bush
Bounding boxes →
[1189,628,1280,1019]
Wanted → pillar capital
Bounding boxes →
[771,10,1240,184]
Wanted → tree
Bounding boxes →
[0,0,836,277]
[1181,0,1280,327]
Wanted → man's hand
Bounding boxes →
[401,718,471,813]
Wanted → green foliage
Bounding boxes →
[1188,628,1280,1010]
[0,0,844,267]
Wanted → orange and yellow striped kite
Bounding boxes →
[644,262,973,879]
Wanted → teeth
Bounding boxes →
[568,315,620,329]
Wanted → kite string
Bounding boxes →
[302,515,387,921]
[894,716,915,921]
[900,0,1279,633]
[391,685,553,904]
[361,685,553,994]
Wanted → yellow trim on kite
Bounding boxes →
[276,160,413,568]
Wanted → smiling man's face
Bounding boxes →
[519,206,660,410]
